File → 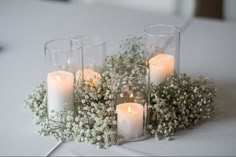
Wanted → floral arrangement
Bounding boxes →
[25,36,216,148]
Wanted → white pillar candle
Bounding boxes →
[116,102,144,140]
[76,68,101,86]
[47,70,74,119]
[149,54,174,85]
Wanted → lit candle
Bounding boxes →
[47,70,74,119]
[149,54,174,85]
[76,68,101,86]
[116,103,144,140]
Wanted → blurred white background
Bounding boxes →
[71,0,236,21]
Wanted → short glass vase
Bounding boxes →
[112,64,150,142]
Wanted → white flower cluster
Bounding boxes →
[73,71,118,148]
[25,82,47,121]
[105,36,145,71]
[148,74,216,139]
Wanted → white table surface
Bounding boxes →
[0,0,189,156]
[1,0,236,156]
[51,19,236,156]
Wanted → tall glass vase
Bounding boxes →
[45,39,81,119]
[72,35,106,86]
[45,38,82,74]
[144,24,180,85]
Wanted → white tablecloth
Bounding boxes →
[0,0,188,156]
[1,0,236,156]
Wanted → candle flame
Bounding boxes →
[128,106,131,114]
[56,75,61,81]
[67,60,71,64]
[130,93,133,98]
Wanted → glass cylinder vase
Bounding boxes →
[45,39,81,119]
[45,38,82,74]
[72,35,106,86]
[144,24,180,85]
[112,64,150,142]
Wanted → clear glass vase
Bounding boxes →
[45,38,82,74]
[72,35,106,86]
[144,24,180,85]
[112,64,150,142]
[44,39,81,119]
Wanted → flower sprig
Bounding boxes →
[105,36,145,71]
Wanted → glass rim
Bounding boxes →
[71,35,106,48]
[144,24,181,37]
[44,38,80,53]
